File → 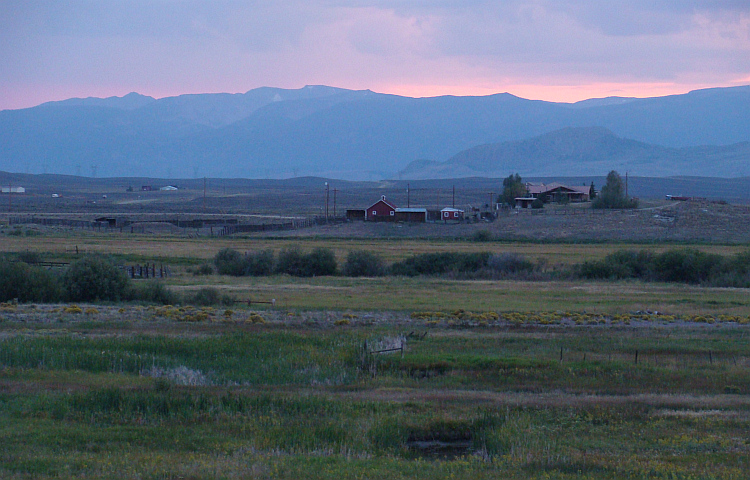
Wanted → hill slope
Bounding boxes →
[400,127,750,178]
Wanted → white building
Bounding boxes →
[1,186,25,194]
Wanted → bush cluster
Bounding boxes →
[0,259,63,303]
[390,252,491,277]
[578,248,750,286]
[342,251,385,277]
[0,256,182,305]
[214,247,337,277]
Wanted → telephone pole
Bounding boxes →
[333,188,338,218]
[324,182,329,223]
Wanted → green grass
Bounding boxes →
[168,274,750,315]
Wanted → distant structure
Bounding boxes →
[441,207,464,222]
[512,182,591,207]
[525,183,590,203]
[347,195,427,222]
[1,186,25,194]
[159,185,178,191]
[366,195,397,221]
[141,186,153,191]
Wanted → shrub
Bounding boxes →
[63,256,130,302]
[190,287,220,306]
[0,259,64,303]
[193,263,214,276]
[471,230,493,242]
[129,280,180,305]
[275,247,306,276]
[63,305,83,314]
[214,248,247,276]
[485,253,534,277]
[653,248,722,284]
[578,250,655,280]
[304,248,337,276]
[244,249,275,276]
[390,252,491,277]
[188,287,234,306]
[276,247,337,277]
[343,250,385,277]
[17,251,43,264]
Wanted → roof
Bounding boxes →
[367,195,397,210]
[395,208,427,213]
[526,182,590,195]
[440,207,464,213]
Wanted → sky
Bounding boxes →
[1,0,749,110]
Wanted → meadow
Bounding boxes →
[2,229,750,479]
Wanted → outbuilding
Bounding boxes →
[1,186,25,194]
[441,207,464,222]
[366,195,397,221]
[395,208,427,223]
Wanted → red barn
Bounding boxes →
[366,195,397,221]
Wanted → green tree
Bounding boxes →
[593,171,637,209]
[589,181,597,200]
[500,173,527,206]
[64,256,130,302]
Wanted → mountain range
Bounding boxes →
[1,85,749,180]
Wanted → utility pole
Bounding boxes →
[333,188,338,218]
[452,185,455,208]
[203,177,207,212]
[488,192,495,209]
[625,171,629,198]
[324,182,329,223]
[407,183,410,208]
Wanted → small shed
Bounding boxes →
[95,217,118,228]
[346,209,366,221]
[441,207,464,222]
[395,208,427,223]
[514,197,536,208]
[366,195,397,222]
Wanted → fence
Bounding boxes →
[124,263,170,279]
[3,215,333,236]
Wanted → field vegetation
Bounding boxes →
[1,225,750,478]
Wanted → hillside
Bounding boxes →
[400,127,750,178]
[1,85,749,180]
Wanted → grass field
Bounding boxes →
[2,233,749,265]
[1,304,750,479]
[2,229,750,478]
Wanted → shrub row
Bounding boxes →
[578,248,750,286]
[0,256,181,305]
[215,247,336,277]
[215,249,537,279]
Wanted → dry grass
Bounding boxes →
[2,233,748,265]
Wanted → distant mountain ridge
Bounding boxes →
[400,127,750,178]
[1,85,749,180]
